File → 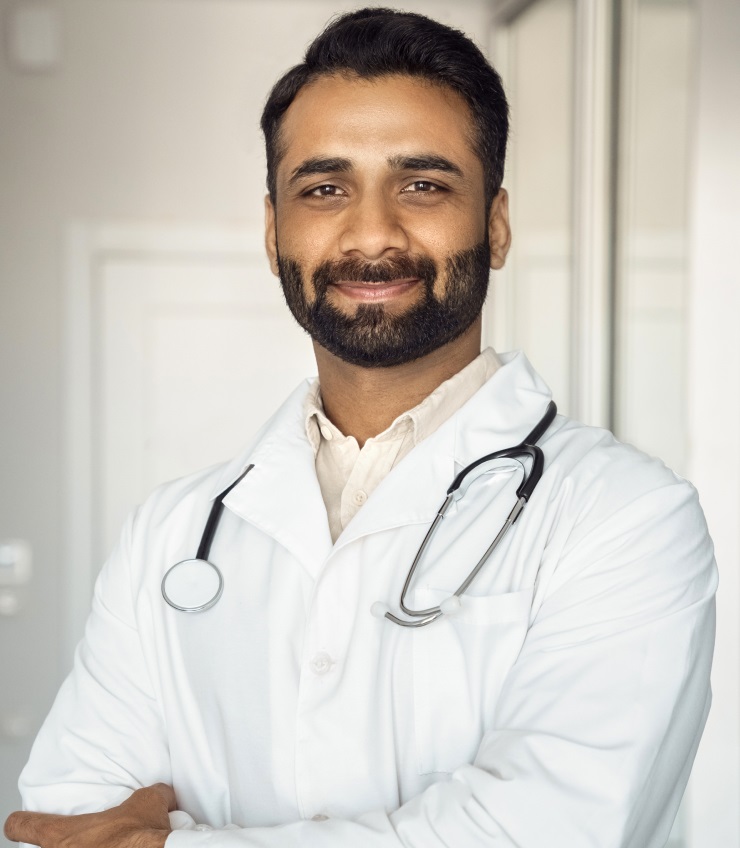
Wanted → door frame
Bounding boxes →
[490,0,615,429]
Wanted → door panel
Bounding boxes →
[97,246,316,569]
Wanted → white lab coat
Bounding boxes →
[19,351,717,847]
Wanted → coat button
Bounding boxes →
[311,814,330,821]
[309,651,334,675]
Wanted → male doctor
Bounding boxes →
[5,8,717,848]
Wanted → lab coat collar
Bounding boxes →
[205,380,311,503]
[207,380,334,576]
[330,349,554,550]
[206,351,554,574]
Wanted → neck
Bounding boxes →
[313,319,482,447]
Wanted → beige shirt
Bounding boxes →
[304,347,501,542]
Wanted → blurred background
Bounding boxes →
[0,0,737,844]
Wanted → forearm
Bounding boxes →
[5,785,174,848]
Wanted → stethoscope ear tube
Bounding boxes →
[196,464,255,561]
[522,401,557,446]
[381,401,557,627]
[446,402,557,497]
[514,446,543,502]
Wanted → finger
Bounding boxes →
[4,810,64,846]
[127,784,177,814]
[147,783,177,812]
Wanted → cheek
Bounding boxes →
[275,207,335,262]
[407,207,487,255]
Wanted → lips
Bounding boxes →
[330,277,421,302]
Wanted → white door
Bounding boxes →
[64,226,316,653]
[98,249,316,562]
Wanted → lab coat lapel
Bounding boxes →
[450,349,555,467]
[333,350,554,549]
[216,380,333,578]
[211,351,554,570]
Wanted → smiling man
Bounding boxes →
[6,8,716,848]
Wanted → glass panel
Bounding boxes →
[488,0,575,414]
[614,0,695,478]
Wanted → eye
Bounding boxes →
[402,180,442,193]
[306,184,346,197]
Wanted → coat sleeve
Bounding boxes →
[18,510,171,825]
[164,476,717,848]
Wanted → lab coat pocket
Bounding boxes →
[412,586,534,775]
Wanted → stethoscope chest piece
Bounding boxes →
[161,558,224,613]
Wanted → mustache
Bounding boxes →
[312,255,437,288]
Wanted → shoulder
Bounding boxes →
[535,415,716,605]
[543,414,696,515]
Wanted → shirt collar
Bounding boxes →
[303,347,501,455]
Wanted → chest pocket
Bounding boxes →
[412,586,533,775]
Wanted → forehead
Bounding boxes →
[275,73,479,180]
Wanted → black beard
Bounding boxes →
[277,241,491,368]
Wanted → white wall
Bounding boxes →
[685,0,740,844]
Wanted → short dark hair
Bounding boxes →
[260,7,509,208]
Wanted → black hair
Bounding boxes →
[260,7,509,208]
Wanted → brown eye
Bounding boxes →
[309,184,344,197]
[402,181,441,193]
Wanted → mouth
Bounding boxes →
[329,277,421,302]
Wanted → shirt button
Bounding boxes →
[353,489,367,506]
[320,426,333,441]
[311,814,330,821]
[309,651,334,675]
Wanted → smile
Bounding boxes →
[330,278,421,302]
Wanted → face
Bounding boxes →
[265,73,510,368]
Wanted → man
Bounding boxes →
[5,8,716,848]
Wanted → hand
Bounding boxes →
[3,783,175,848]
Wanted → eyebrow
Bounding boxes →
[287,153,464,187]
[288,157,353,186]
[387,154,464,178]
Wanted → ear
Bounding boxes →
[488,188,511,271]
[264,195,280,277]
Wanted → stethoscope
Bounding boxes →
[162,402,557,625]
[161,464,254,612]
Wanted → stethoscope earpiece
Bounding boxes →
[370,602,391,619]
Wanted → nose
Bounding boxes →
[338,190,409,260]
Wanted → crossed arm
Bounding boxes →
[4,784,174,848]
[5,477,718,848]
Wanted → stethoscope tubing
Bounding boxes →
[196,464,255,561]
[388,401,557,627]
[162,403,557,623]
[161,464,253,613]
